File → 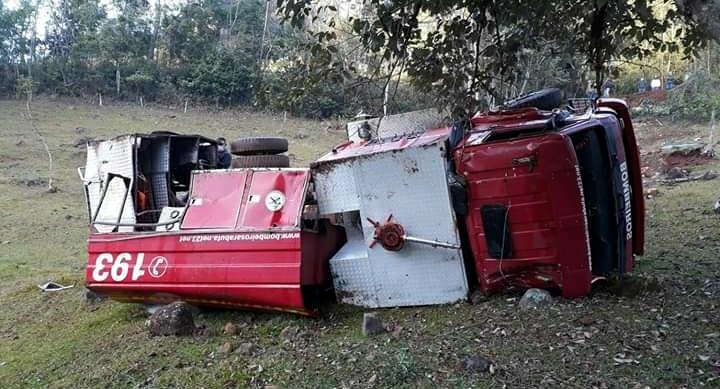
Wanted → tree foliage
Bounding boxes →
[277,0,714,112]
[0,0,717,118]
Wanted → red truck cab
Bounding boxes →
[454,99,644,297]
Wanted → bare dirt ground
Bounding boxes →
[0,99,718,388]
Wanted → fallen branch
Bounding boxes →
[660,171,717,184]
[24,100,55,192]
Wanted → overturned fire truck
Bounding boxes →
[81,91,644,316]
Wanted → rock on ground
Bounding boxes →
[701,170,718,180]
[666,166,688,179]
[463,355,492,372]
[223,322,239,335]
[362,312,385,336]
[73,136,93,147]
[217,341,234,355]
[645,187,660,198]
[145,301,195,336]
[577,315,596,327]
[469,290,488,305]
[23,174,43,187]
[280,325,300,340]
[235,342,255,355]
[518,288,553,310]
[84,289,106,302]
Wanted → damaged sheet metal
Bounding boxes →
[38,281,75,292]
[345,109,447,143]
[83,136,136,232]
[156,207,185,232]
[315,135,468,308]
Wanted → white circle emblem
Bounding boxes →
[149,256,169,278]
[265,190,286,212]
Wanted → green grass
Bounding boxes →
[0,99,718,388]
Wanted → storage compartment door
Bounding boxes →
[181,171,249,229]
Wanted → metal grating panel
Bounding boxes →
[327,142,468,308]
[148,140,170,208]
[329,227,378,306]
[150,173,169,208]
[314,161,361,215]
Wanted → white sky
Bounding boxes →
[4,0,185,39]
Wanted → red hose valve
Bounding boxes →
[367,214,406,251]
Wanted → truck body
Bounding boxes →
[81,98,644,314]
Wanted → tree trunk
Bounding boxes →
[28,0,41,79]
[383,82,389,116]
[259,0,271,63]
[116,64,121,96]
[24,99,55,192]
[61,68,68,87]
[27,0,40,80]
[708,44,712,73]
[590,2,609,97]
[150,0,162,62]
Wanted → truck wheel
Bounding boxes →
[503,88,563,111]
[231,154,290,168]
[230,137,288,155]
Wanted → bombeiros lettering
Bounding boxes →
[620,162,633,240]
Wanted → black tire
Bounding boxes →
[503,88,563,111]
[231,154,290,168]
[230,137,288,156]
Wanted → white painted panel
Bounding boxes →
[328,226,378,307]
[314,161,360,215]
[85,136,136,232]
[327,142,468,307]
[155,207,185,232]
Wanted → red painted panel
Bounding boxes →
[471,107,547,126]
[456,133,592,298]
[315,127,451,163]
[181,171,248,229]
[91,284,309,315]
[85,168,343,316]
[86,230,312,314]
[238,170,309,229]
[300,223,346,285]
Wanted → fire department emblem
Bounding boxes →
[149,256,169,278]
[265,190,286,212]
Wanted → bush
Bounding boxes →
[15,76,37,101]
[180,48,259,107]
[257,60,435,119]
[666,71,720,120]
